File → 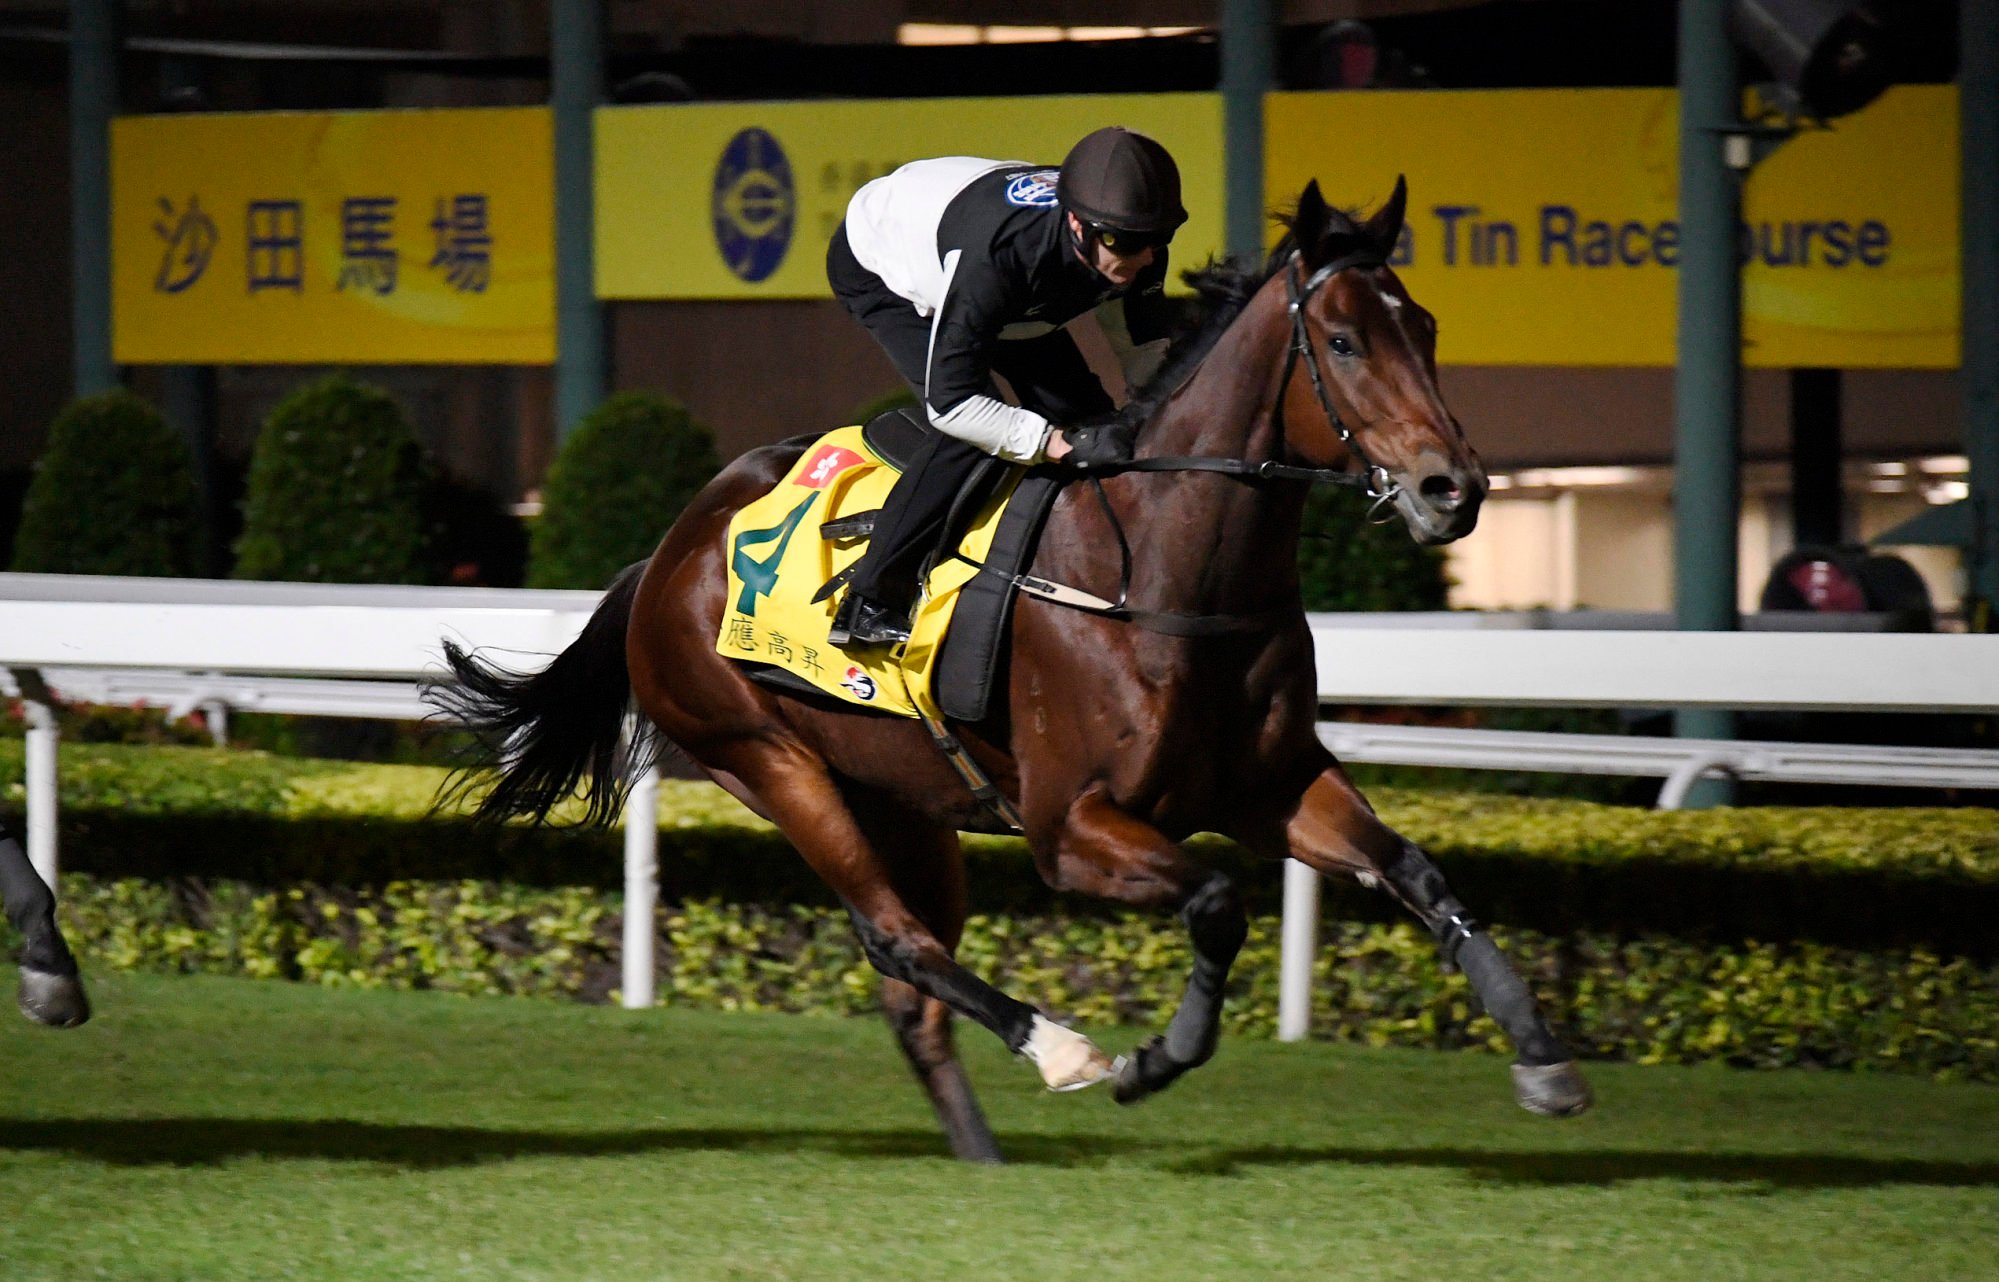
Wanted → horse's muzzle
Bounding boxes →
[1393,463,1486,545]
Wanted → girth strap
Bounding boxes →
[914,703,1024,832]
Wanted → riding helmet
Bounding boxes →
[1057,127,1188,236]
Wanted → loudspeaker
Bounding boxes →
[1728,0,1895,119]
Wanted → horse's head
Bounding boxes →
[1276,178,1486,545]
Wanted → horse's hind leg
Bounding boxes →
[1,826,90,1028]
[1038,788,1247,1106]
[850,793,1002,1164]
[1246,765,1590,1118]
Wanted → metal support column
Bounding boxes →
[24,700,59,891]
[621,764,659,1009]
[1276,859,1319,1042]
[552,0,606,441]
[69,0,118,398]
[1222,0,1275,263]
[1673,0,1742,804]
[1965,0,1999,630]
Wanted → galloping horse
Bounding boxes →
[439,179,1592,1162]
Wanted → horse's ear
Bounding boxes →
[1292,180,1331,250]
[1363,175,1408,258]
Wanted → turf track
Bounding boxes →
[2,973,1996,1281]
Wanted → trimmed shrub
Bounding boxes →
[7,739,1999,955]
[18,881,1997,1080]
[9,390,203,577]
[527,391,720,590]
[232,375,428,583]
[9,738,1999,1077]
[1297,484,1450,611]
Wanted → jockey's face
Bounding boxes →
[1067,212,1156,287]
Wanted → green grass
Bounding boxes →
[3,974,1997,1282]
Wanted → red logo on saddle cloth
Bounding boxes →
[796,445,863,489]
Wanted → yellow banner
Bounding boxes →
[1265,86,1957,368]
[595,94,1224,299]
[113,108,553,364]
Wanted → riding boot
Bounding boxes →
[829,592,912,647]
[842,429,993,642]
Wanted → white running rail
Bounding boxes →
[6,576,1998,1029]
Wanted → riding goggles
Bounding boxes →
[1087,223,1172,257]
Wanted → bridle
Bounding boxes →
[960,245,1410,637]
[1105,244,1403,522]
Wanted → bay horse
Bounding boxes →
[438,178,1592,1163]
[2,821,89,1028]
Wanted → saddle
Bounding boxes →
[719,408,1063,723]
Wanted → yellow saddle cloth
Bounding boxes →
[715,425,1020,720]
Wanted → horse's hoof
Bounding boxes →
[18,968,91,1029]
[1022,1015,1116,1092]
[1112,1035,1166,1106]
[1513,1060,1591,1118]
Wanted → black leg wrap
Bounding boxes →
[1,836,76,977]
[844,902,1035,1050]
[1115,876,1243,1106]
[1167,876,1244,1065]
[1453,930,1566,1068]
[1430,907,1481,971]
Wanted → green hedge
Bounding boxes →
[17,880,1996,1081]
[6,741,1995,955]
[6,740,1999,1079]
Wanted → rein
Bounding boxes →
[968,246,1400,637]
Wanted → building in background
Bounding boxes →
[0,0,1972,609]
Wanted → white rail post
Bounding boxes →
[23,698,58,891]
[1277,857,1319,1042]
[621,764,660,1010]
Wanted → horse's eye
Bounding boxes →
[1328,334,1357,357]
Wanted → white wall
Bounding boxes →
[1448,485,1964,614]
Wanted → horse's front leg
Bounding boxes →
[2,826,90,1028]
[1244,764,1590,1118]
[1040,787,1247,1106]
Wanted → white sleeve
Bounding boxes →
[922,248,1053,463]
[927,395,1053,464]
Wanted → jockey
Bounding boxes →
[824,125,1187,646]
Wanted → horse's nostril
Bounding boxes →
[1419,474,1462,509]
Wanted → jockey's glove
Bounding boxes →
[1060,421,1136,469]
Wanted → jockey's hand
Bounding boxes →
[1054,422,1136,469]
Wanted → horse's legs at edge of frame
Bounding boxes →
[849,792,1003,1163]
[0,824,90,1028]
[726,743,1118,1094]
[1263,767,1591,1118]
[1044,786,1248,1107]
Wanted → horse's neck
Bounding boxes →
[1116,292,1307,612]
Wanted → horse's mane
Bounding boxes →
[1114,224,1304,430]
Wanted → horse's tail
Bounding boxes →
[428,560,656,828]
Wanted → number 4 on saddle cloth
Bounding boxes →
[716,409,1063,724]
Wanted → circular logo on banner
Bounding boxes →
[712,127,794,283]
[1004,170,1061,208]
